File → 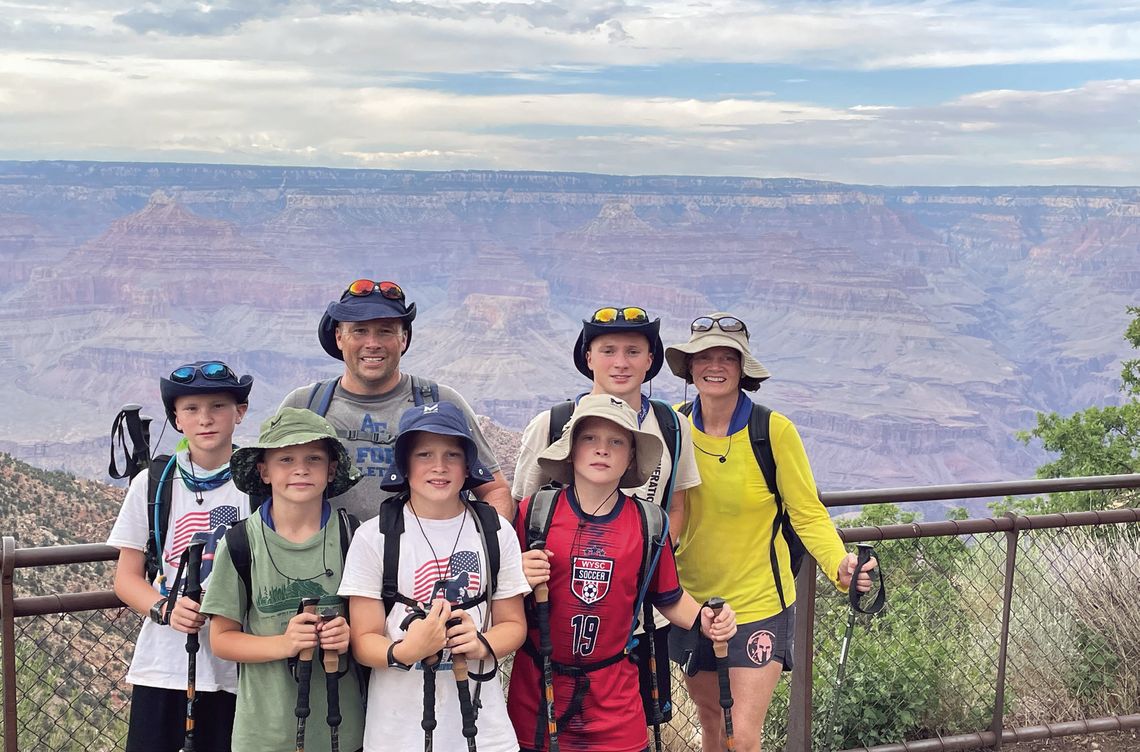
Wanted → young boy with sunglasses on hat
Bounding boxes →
[201,407,366,752]
[511,306,702,727]
[508,394,736,752]
[280,279,513,522]
[107,360,253,752]
[338,401,529,752]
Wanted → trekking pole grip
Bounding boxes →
[707,597,729,660]
[529,540,553,657]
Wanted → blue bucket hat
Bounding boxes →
[573,307,664,382]
[159,360,253,431]
[379,401,493,492]
[317,281,418,360]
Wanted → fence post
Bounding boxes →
[991,516,1020,750]
[1,537,17,752]
[787,555,818,752]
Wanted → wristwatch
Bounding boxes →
[149,597,168,625]
[387,639,412,671]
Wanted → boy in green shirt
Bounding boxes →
[202,407,366,752]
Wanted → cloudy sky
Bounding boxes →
[2,0,1139,185]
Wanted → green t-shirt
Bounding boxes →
[202,509,365,752]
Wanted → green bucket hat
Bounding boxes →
[230,407,361,499]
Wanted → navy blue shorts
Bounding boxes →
[125,684,235,752]
[668,606,795,672]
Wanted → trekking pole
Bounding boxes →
[179,540,205,752]
[642,601,664,752]
[320,609,342,752]
[401,605,440,752]
[529,540,559,752]
[707,597,735,752]
[295,597,322,752]
[447,617,478,752]
[823,544,886,751]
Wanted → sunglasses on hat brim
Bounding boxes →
[590,306,650,325]
[169,362,235,384]
[341,279,405,302]
[691,315,749,337]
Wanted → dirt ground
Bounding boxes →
[983,730,1139,752]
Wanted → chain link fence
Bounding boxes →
[3,519,1138,752]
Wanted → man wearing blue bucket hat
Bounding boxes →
[281,279,512,522]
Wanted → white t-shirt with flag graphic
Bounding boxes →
[107,465,250,693]
[339,505,530,752]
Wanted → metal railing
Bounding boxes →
[2,474,1139,752]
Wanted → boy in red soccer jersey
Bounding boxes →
[508,393,737,752]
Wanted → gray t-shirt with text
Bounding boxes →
[280,373,501,521]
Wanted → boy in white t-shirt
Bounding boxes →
[107,360,253,752]
[339,401,530,752]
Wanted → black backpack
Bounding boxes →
[109,406,178,589]
[376,492,502,617]
[306,375,439,444]
[223,506,361,608]
[677,401,806,610]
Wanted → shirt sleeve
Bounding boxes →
[199,535,246,624]
[278,384,313,411]
[672,417,702,492]
[511,411,551,501]
[772,414,849,591]
[337,519,385,601]
[492,515,532,600]
[106,473,150,551]
[648,536,683,607]
[438,385,502,473]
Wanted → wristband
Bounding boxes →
[149,597,168,625]
[387,639,412,671]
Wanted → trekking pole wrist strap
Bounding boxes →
[466,631,499,682]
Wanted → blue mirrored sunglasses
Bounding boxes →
[170,362,235,384]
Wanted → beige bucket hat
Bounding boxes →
[665,313,771,392]
[537,394,664,488]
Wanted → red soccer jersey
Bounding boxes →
[508,488,682,752]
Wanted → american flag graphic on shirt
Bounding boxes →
[165,505,241,567]
[412,550,482,604]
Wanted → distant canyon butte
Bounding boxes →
[1,161,1137,510]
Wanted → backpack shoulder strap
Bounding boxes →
[337,507,360,561]
[628,497,668,641]
[306,377,341,417]
[524,488,561,549]
[468,498,502,596]
[379,495,408,615]
[144,455,176,586]
[747,403,778,498]
[648,400,679,473]
[547,401,575,446]
[224,519,254,611]
[410,375,439,407]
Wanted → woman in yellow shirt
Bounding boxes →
[664,313,877,752]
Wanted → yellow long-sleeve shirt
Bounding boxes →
[674,409,849,622]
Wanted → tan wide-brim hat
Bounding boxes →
[665,312,771,392]
[537,393,664,488]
